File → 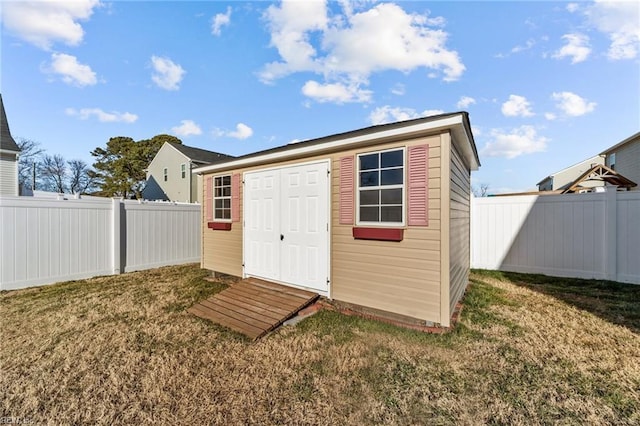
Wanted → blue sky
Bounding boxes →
[2,0,639,193]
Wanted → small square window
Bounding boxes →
[213,174,232,221]
[357,148,404,225]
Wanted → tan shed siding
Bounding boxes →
[201,133,444,323]
[449,140,471,317]
[331,135,442,322]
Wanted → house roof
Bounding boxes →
[193,111,479,175]
[0,94,20,153]
[168,142,233,164]
[600,131,640,155]
[562,164,636,193]
[536,154,603,186]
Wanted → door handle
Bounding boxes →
[280,234,284,241]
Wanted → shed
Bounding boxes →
[194,112,480,327]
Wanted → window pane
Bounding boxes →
[214,188,222,197]
[222,175,231,185]
[359,153,378,170]
[360,206,379,222]
[223,187,231,197]
[381,169,403,185]
[215,199,223,209]
[215,177,222,186]
[360,171,379,187]
[381,188,402,204]
[214,209,223,219]
[359,190,379,205]
[223,199,231,209]
[381,150,403,168]
[381,206,402,222]
[222,209,231,220]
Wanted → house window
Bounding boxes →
[163,167,168,182]
[214,175,231,220]
[357,148,404,225]
[181,163,186,179]
[607,153,616,170]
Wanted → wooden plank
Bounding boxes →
[245,278,317,298]
[220,288,292,316]
[232,282,309,309]
[199,299,273,330]
[188,304,264,339]
[214,292,285,321]
[187,278,319,340]
[201,297,280,326]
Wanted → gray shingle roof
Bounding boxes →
[0,94,20,153]
[169,142,232,164]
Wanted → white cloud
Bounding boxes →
[544,112,557,121]
[260,1,464,104]
[211,7,231,36]
[301,80,372,103]
[566,3,580,13]
[229,123,253,139]
[214,123,254,140]
[171,120,202,137]
[368,106,443,125]
[551,91,596,116]
[1,0,100,50]
[481,126,548,159]
[501,95,534,117]
[150,56,185,91]
[457,96,476,109]
[553,33,591,63]
[65,107,137,123]
[45,53,97,87]
[585,0,640,60]
[390,83,405,96]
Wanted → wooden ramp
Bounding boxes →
[187,277,319,340]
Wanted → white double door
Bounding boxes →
[243,161,329,293]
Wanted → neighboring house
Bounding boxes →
[537,155,604,192]
[0,95,21,196]
[143,142,232,203]
[601,131,640,190]
[194,112,480,327]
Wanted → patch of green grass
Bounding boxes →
[472,269,640,333]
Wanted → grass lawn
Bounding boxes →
[1,265,638,425]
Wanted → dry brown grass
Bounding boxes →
[1,265,638,425]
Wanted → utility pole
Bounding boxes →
[32,161,36,191]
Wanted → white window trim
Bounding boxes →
[356,146,406,227]
[181,163,186,179]
[213,174,232,222]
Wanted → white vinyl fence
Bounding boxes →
[0,196,201,290]
[471,188,640,284]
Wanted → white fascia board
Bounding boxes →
[193,115,465,175]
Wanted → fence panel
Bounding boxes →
[0,196,113,290]
[471,190,640,284]
[123,201,201,272]
[0,197,202,290]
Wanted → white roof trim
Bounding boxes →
[194,114,474,174]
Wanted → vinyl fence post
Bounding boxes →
[604,186,618,281]
[112,198,122,275]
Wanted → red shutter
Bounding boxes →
[231,173,240,223]
[407,145,429,226]
[339,156,355,225]
[205,176,213,222]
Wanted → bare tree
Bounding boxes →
[40,154,67,193]
[16,138,45,192]
[67,159,99,194]
[472,183,490,197]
